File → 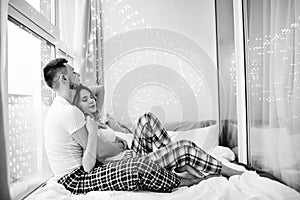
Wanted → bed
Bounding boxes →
[27,121,300,200]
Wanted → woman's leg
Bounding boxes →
[144,140,221,176]
[144,140,244,177]
[131,112,171,155]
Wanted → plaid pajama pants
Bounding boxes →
[58,112,221,194]
[58,157,181,195]
[130,112,221,176]
[131,112,172,154]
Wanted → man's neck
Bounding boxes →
[56,89,75,104]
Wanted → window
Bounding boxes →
[7,0,74,199]
[25,0,55,24]
[7,19,55,200]
[245,0,300,192]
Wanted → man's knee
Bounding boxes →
[135,158,159,173]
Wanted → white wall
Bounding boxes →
[102,0,219,125]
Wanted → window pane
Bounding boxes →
[25,0,55,24]
[7,20,55,199]
[215,0,239,156]
[246,0,300,192]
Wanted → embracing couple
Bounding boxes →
[43,58,244,195]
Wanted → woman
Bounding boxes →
[72,85,130,156]
[71,84,244,179]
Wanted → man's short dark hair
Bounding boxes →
[43,58,68,89]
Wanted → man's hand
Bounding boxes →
[86,116,98,137]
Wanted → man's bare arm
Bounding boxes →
[81,116,98,172]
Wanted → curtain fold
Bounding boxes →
[59,0,76,51]
[73,0,103,86]
[73,0,91,82]
[248,0,300,192]
[0,0,12,198]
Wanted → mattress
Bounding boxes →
[26,146,300,200]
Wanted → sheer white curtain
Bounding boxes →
[73,0,90,82]
[73,0,103,86]
[0,0,11,198]
[248,0,300,192]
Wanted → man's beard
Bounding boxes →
[69,81,80,90]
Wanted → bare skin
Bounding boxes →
[175,165,205,179]
[176,162,244,187]
[220,163,244,177]
[179,177,202,187]
[178,174,222,187]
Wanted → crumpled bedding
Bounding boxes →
[27,146,300,200]
[27,171,300,200]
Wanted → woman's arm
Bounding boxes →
[81,116,98,173]
[105,114,133,133]
[90,85,105,115]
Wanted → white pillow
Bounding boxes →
[210,146,235,161]
[115,124,219,152]
[169,124,219,152]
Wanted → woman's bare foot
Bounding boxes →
[174,165,204,179]
[177,172,197,179]
[179,177,201,187]
[220,163,244,177]
[178,174,221,187]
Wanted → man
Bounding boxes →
[43,58,202,194]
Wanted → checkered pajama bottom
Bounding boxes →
[57,157,181,195]
[58,112,221,194]
[131,113,221,176]
[144,140,222,177]
[131,112,172,154]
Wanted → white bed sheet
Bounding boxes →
[27,171,300,200]
[27,146,300,200]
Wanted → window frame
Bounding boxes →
[6,0,74,199]
[232,0,249,164]
[8,0,73,57]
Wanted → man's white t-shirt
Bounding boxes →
[44,96,86,177]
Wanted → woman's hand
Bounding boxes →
[98,122,107,129]
[115,136,129,150]
[105,114,132,133]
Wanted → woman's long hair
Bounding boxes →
[72,84,101,120]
